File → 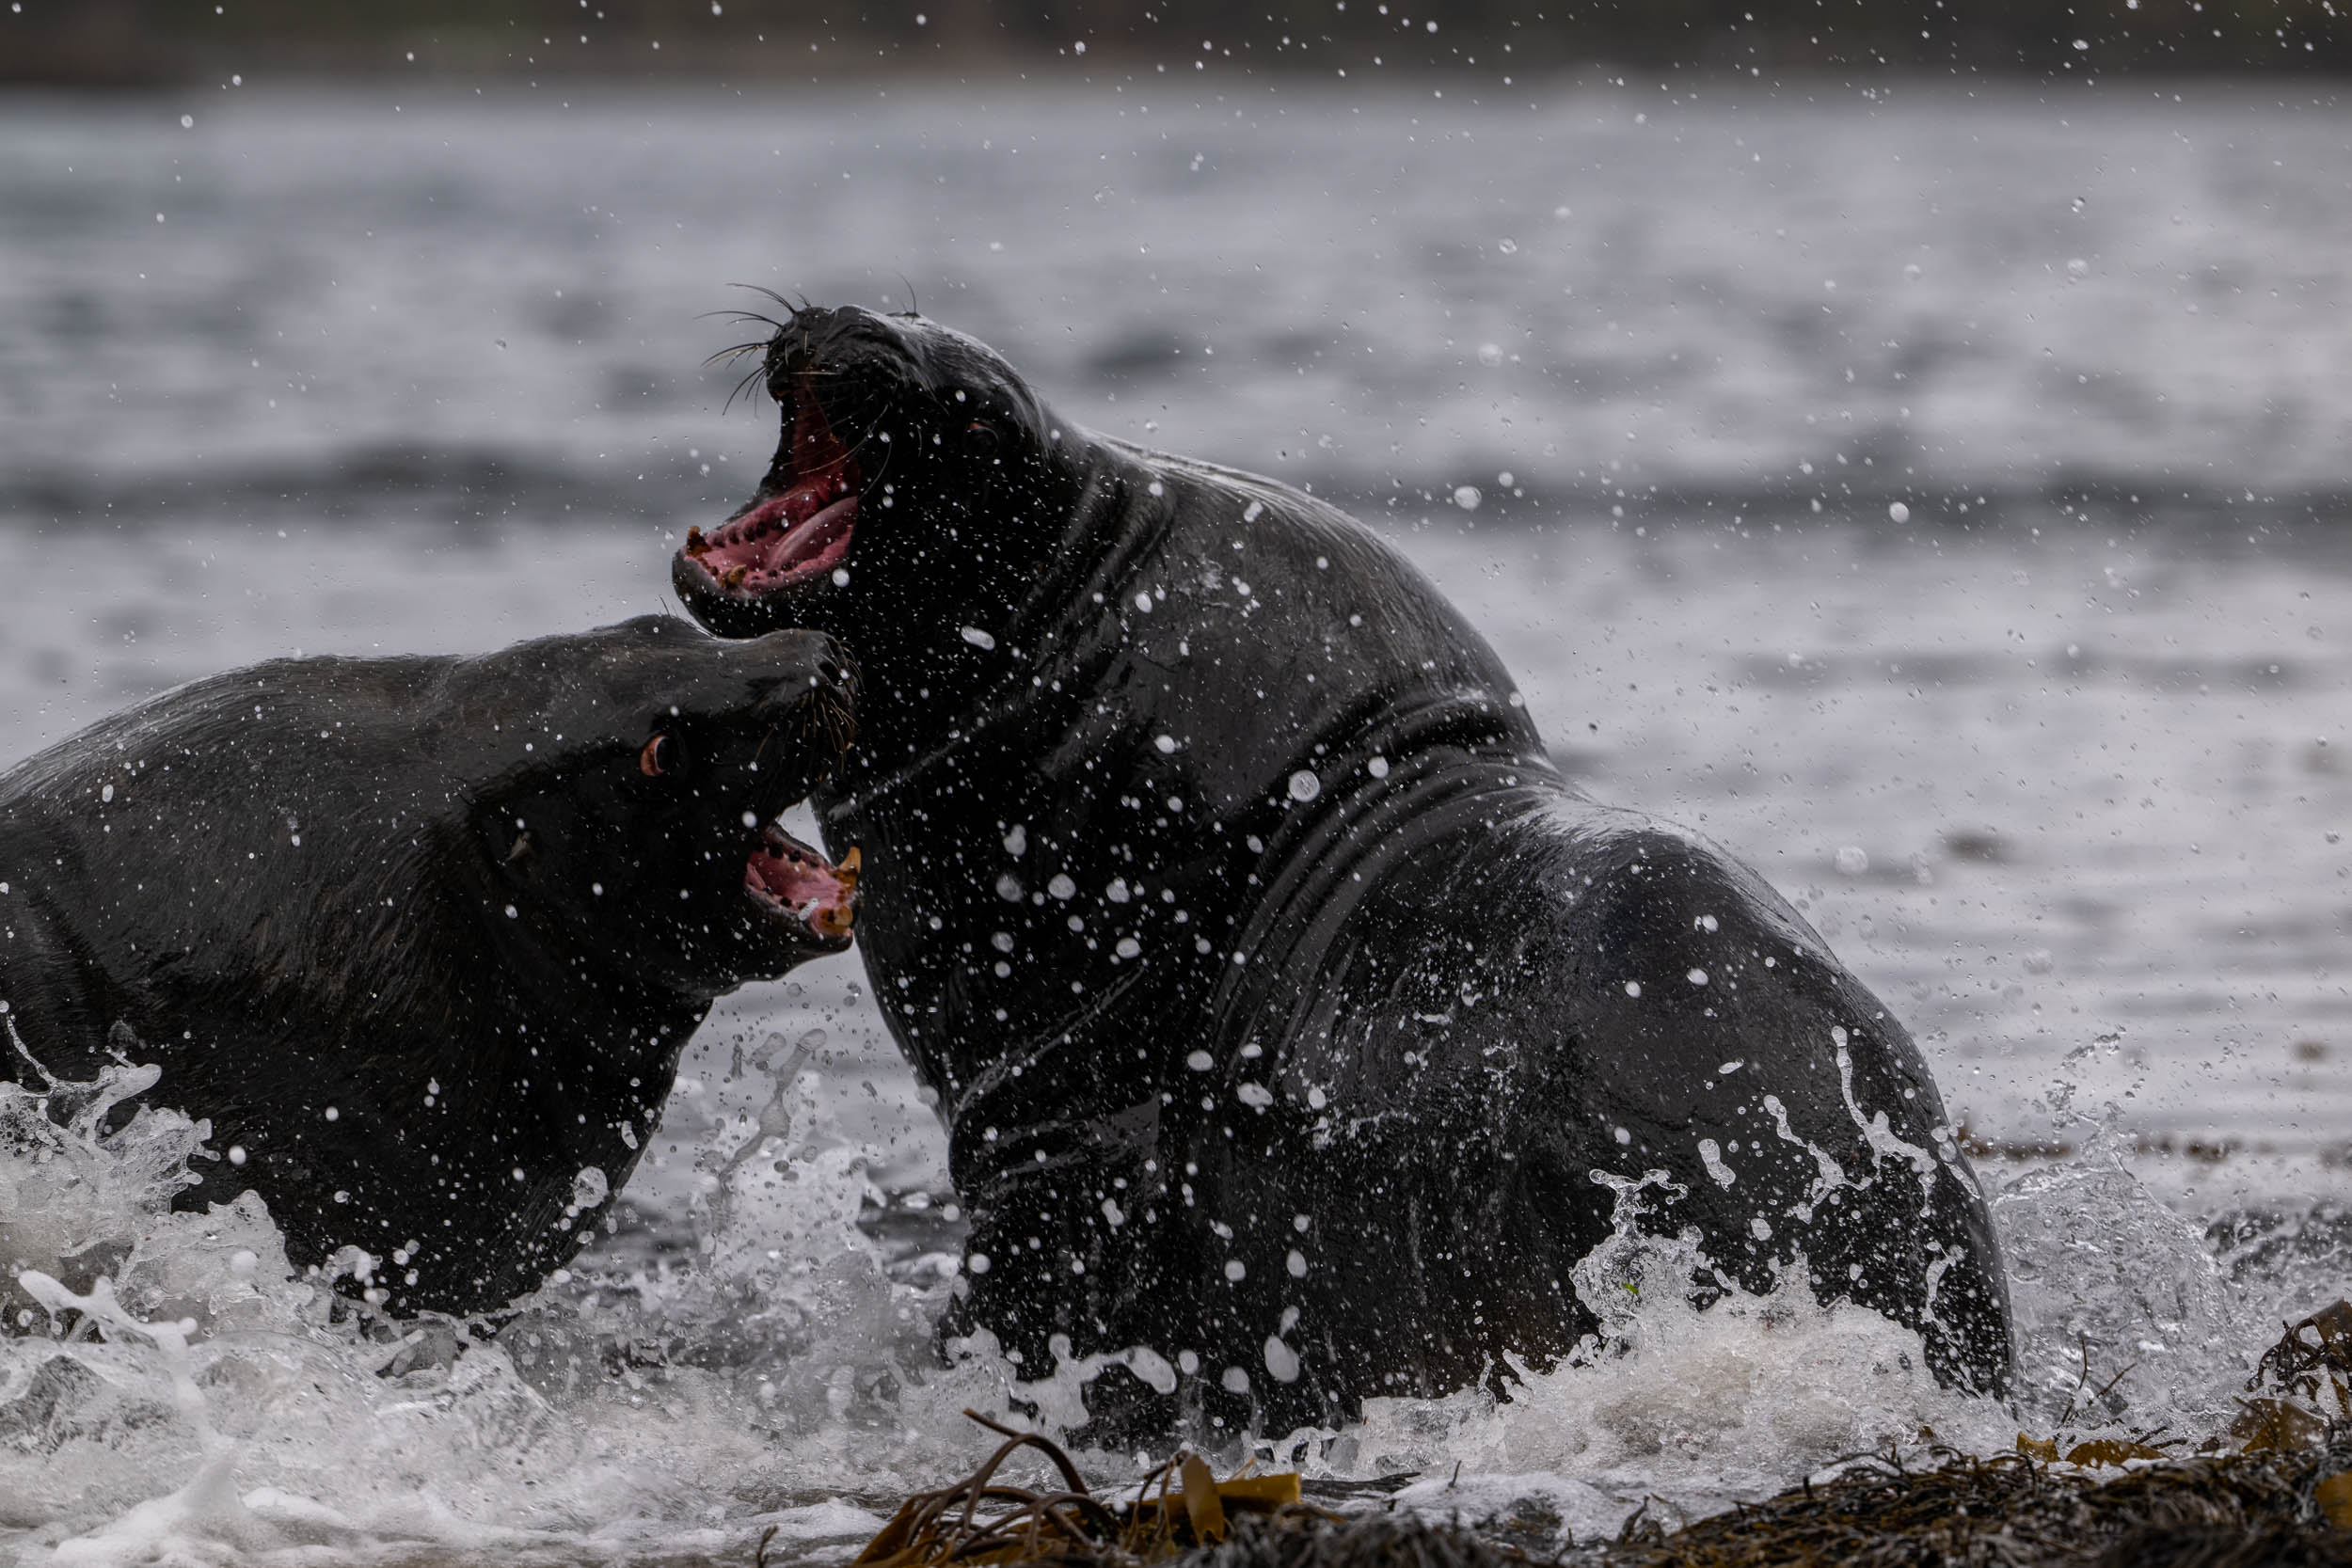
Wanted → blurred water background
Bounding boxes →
[4,33,2352,1565]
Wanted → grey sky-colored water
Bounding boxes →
[5,81,2352,517]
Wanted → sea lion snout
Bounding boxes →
[740,627,860,798]
[764,626,859,716]
[597,619,857,797]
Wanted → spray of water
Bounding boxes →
[0,1034,2321,1563]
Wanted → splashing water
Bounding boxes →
[1998,1142,2245,1440]
[0,1050,1008,1564]
[0,1038,2335,1564]
[1266,1175,2014,1540]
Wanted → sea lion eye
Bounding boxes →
[640,733,682,777]
[962,420,1002,457]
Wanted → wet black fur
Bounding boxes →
[676,306,2014,1444]
[0,616,853,1315]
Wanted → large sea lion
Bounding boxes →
[674,306,2013,1440]
[0,616,860,1318]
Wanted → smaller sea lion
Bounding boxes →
[0,616,860,1316]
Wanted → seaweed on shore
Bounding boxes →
[1599,1438,2352,1567]
[1590,1305,2352,1565]
[805,1307,2352,1568]
[2234,1301,2352,1454]
[807,1410,1327,1568]
[806,1433,2352,1568]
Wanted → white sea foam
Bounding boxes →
[0,1041,2331,1564]
[0,1054,997,1564]
[1263,1181,2013,1543]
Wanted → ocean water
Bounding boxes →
[1,77,2349,1564]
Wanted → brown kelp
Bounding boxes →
[809,1306,2352,1568]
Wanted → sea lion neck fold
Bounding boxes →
[0,616,860,1316]
[678,306,2012,1442]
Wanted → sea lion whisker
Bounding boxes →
[705,335,781,369]
[699,309,790,333]
[726,283,804,317]
[708,337,785,415]
[723,363,771,416]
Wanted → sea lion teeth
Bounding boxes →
[684,525,707,556]
[672,388,860,607]
[837,845,862,890]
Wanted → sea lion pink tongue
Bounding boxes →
[685,383,862,594]
[676,304,2012,1443]
[0,616,858,1317]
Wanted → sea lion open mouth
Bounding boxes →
[677,306,1057,643]
[681,375,861,599]
[746,825,860,943]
